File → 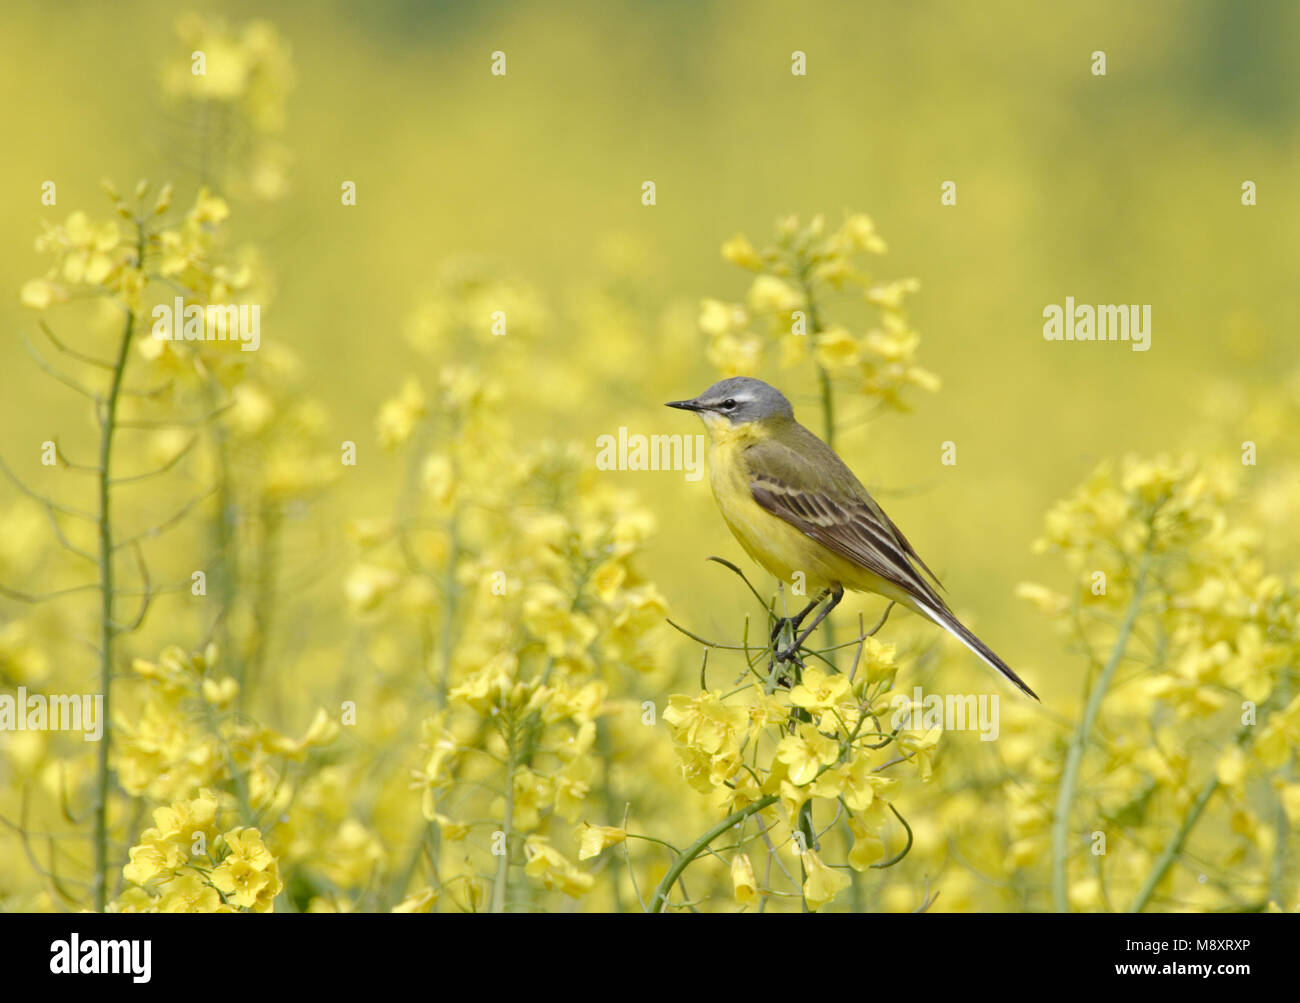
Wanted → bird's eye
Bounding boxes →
[721,398,737,410]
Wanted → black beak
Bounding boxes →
[665,399,704,412]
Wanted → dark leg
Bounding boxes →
[776,584,844,663]
[770,588,830,646]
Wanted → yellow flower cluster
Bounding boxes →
[700,212,938,409]
[403,257,549,355]
[221,343,339,504]
[6,4,1293,919]
[27,184,235,311]
[114,644,337,807]
[21,182,262,386]
[1026,454,1293,708]
[1005,454,1300,910]
[162,15,295,200]
[661,654,939,911]
[99,644,354,911]
[345,354,672,911]
[115,788,282,912]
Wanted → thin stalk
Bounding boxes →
[1268,670,1294,906]
[1129,773,1218,913]
[787,630,816,912]
[803,276,839,668]
[199,375,241,704]
[244,503,282,706]
[1051,553,1150,912]
[797,800,814,913]
[816,363,838,666]
[434,505,460,709]
[595,719,624,911]
[491,739,515,913]
[92,225,143,911]
[649,795,778,913]
[818,366,835,453]
[1130,717,1265,912]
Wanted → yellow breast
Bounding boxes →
[704,419,868,592]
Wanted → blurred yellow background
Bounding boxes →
[1,1,1297,913]
[5,1,1297,681]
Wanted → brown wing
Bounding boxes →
[745,424,1040,700]
[875,501,945,590]
[745,427,947,612]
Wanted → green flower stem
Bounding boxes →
[808,283,838,674]
[204,379,240,701]
[1268,671,1294,906]
[649,795,778,913]
[491,738,515,913]
[800,273,834,452]
[596,719,624,911]
[803,275,840,673]
[435,505,460,709]
[788,653,816,911]
[1129,772,1218,913]
[92,225,143,911]
[1129,717,1257,912]
[517,569,592,769]
[796,800,814,913]
[1050,553,1150,913]
[241,503,283,710]
[817,366,834,453]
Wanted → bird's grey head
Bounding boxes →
[665,377,794,425]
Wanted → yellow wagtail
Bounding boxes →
[667,376,1038,700]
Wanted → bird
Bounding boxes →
[666,376,1038,700]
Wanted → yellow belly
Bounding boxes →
[707,435,882,594]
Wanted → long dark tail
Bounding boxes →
[916,603,1039,701]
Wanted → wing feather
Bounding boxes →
[742,424,1039,700]
[744,429,946,612]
